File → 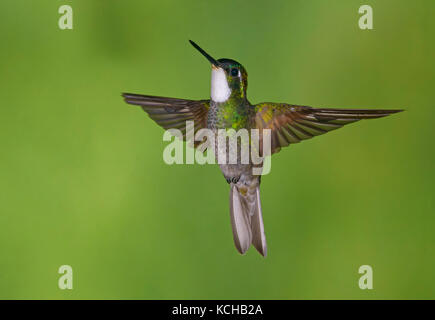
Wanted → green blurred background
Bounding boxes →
[0,0,434,299]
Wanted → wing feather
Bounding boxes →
[123,93,209,147]
[254,102,403,154]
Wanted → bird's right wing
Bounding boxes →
[123,93,209,147]
[254,102,403,155]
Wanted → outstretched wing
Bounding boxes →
[254,102,403,155]
[122,93,209,147]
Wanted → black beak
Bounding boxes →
[189,40,221,68]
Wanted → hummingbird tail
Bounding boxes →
[251,186,267,257]
[229,185,267,257]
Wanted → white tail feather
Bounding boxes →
[229,185,252,254]
[251,187,267,256]
[229,185,267,256]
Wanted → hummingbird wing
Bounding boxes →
[253,103,403,154]
[122,93,209,147]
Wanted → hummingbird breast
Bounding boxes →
[207,99,253,130]
[206,99,260,185]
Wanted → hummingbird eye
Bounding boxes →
[231,68,239,77]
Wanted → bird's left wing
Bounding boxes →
[254,102,403,155]
[123,93,209,147]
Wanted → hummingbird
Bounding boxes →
[122,40,403,257]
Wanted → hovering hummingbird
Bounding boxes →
[123,40,402,257]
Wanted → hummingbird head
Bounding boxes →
[189,40,248,103]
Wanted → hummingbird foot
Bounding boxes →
[225,176,240,184]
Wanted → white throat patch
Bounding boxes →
[211,68,231,103]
